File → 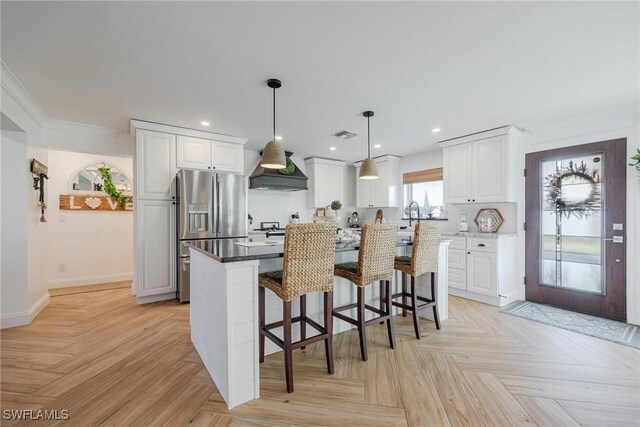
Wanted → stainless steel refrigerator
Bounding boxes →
[176,169,248,302]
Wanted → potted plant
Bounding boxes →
[330,200,342,216]
[630,149,640,175]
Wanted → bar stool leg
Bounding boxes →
[385,280,396,349]
[300,294,307,350]
[379,280,385,325]
[431,272,441,330]
[410,276,421,339]
[283,301,294,393]
[401,273,408,317]
[357,286,368,361]
[324,291,334,374]
[259,286,265,364]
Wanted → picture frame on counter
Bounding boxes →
[315,208,326,217]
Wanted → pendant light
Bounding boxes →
[359,111,379,179]
[260,78,287,169]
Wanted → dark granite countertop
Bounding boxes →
[189,237,415,263]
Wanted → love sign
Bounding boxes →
[59,195,133,211]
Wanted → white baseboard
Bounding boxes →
[136,292,176,305]
[1,291,50,329]
[29,291,50,321]
[47,272,133,289]
[1,311,29,329]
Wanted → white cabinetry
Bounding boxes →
[136,200,176,297]
[131,120,247,304]
[136,130,177,200]
[177,135,244,174]
[441,126,520,204]
[305,158,346,208]
[446,233,517,306]
[355,155,401,208]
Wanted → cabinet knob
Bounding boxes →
[467,199,471,202]
[467,251,470,255]
[172,196,176,200]
[172,202,176,205]
[472,199,476,202]
[212,166,216,169]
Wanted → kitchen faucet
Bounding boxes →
[407,201,421,227]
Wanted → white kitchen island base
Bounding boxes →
[190,240,450,409]
[190,251,260,409]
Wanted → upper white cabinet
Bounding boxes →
[136,129,177,200]
[441,126,520,204]
[177,135,212,170]
[305,158,346,208]
[355,155,401,208]
[177,135,244,174]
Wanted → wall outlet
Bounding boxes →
[58,264,66,273]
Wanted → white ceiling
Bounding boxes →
[1,1,638,161]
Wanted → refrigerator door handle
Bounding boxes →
[216,174,221,235]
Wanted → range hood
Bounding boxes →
[249,152,308,191]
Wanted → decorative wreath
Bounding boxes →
[278,157,296,175]
[545,160,600,219]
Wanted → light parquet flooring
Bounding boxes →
[1,288,639,426]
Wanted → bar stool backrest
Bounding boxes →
[358,223,398,284]
[410,223,440,276]
[282,223,337,300]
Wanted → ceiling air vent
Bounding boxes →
[334,130,357,139]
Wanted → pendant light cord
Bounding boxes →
[272,86,276,141]
[367,115,371,158]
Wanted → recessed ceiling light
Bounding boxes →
[201,121,210,126]
[432,127,441,133]
[374,144,381,148]
[275,135,283,141]
[329,146,336,151]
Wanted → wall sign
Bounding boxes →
[59,195,133,211]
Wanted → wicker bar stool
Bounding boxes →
[392,223,441,339]
[258,223,337,393]
[333,223,398,361]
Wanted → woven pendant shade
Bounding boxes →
[261,139,286,169]
[359,158,379,180]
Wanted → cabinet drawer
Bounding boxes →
[467,237,497,252]
[448,236,466,250]
[448,268,466,290]
[448,248,467,270]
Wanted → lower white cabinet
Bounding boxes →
[446,233,517,306]
[135,200,176,297]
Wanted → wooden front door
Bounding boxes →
[525,139,627,320]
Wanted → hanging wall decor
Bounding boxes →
[545,160,601,219]
[60,162,133,212]
[31,159,49,222]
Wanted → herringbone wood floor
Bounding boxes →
[1,287,639,426]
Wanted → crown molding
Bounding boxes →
[44,119,127,137]
[130,119,247,144]
[1,59,49,126]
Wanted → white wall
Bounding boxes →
[0,79,49,327]
[0,131,29,327]
[44,121,134,157]
[46,150,134,288]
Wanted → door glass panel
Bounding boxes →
[540,154,603,293]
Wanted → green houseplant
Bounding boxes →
[330,200,342,213]
[630,149,640,175]
[97,166,133,206]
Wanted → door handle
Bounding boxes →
[183,259,190,265]
[603,236,624,243]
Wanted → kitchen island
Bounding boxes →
[189,236,450,409]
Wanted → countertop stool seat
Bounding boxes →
[258,223,337,393]
[392,223,441,339]
[333,223,398,362]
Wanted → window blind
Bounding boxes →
[403,167,443,184]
